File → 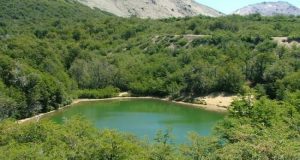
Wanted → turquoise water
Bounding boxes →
[47,99,225,143]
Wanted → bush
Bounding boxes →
[75,86,120,99]
[288,34,300,42]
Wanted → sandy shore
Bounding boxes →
[74,97,230,112]
[17,94,233,124]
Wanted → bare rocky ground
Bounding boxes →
[77,0,223,18]
[234,1,300,16]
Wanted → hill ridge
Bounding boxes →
[76,0,223,18]
[234,1,300,16]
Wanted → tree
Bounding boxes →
[247,51,277,83]
[181,133,220,159]
[69,59,91,88]
[217,64,245,93]
[182,61,217,95]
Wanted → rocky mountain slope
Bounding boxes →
[77,0,223,18]
[234,1,300,16]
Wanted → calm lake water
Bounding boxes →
[47,99,225,143]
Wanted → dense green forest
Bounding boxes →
[0,0,299,159]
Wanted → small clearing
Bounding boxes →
[195,92,238,109]
[273,37,300,48]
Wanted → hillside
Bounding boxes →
[1,0,300,118]
[234,1,300,16]
[76,0,223,18]
[0,0,300,159]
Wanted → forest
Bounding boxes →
[0,0,299,159]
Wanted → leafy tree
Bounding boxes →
[217,63,245,93]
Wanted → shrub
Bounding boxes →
[75,86,120,99]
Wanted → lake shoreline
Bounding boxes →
[17,96,229,124]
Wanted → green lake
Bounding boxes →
[47,99,225,143]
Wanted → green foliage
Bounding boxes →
[0,54,70,119]
[0,0,300,158]
[1,100,299,160]
[181,133,221,159]
[0,117,150,159]
[75,86,120,99]
[217,63,245,93]
[215,97,300,159]
[1,1,299,117]
[288,34,300,42]
[275,71,300,99]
